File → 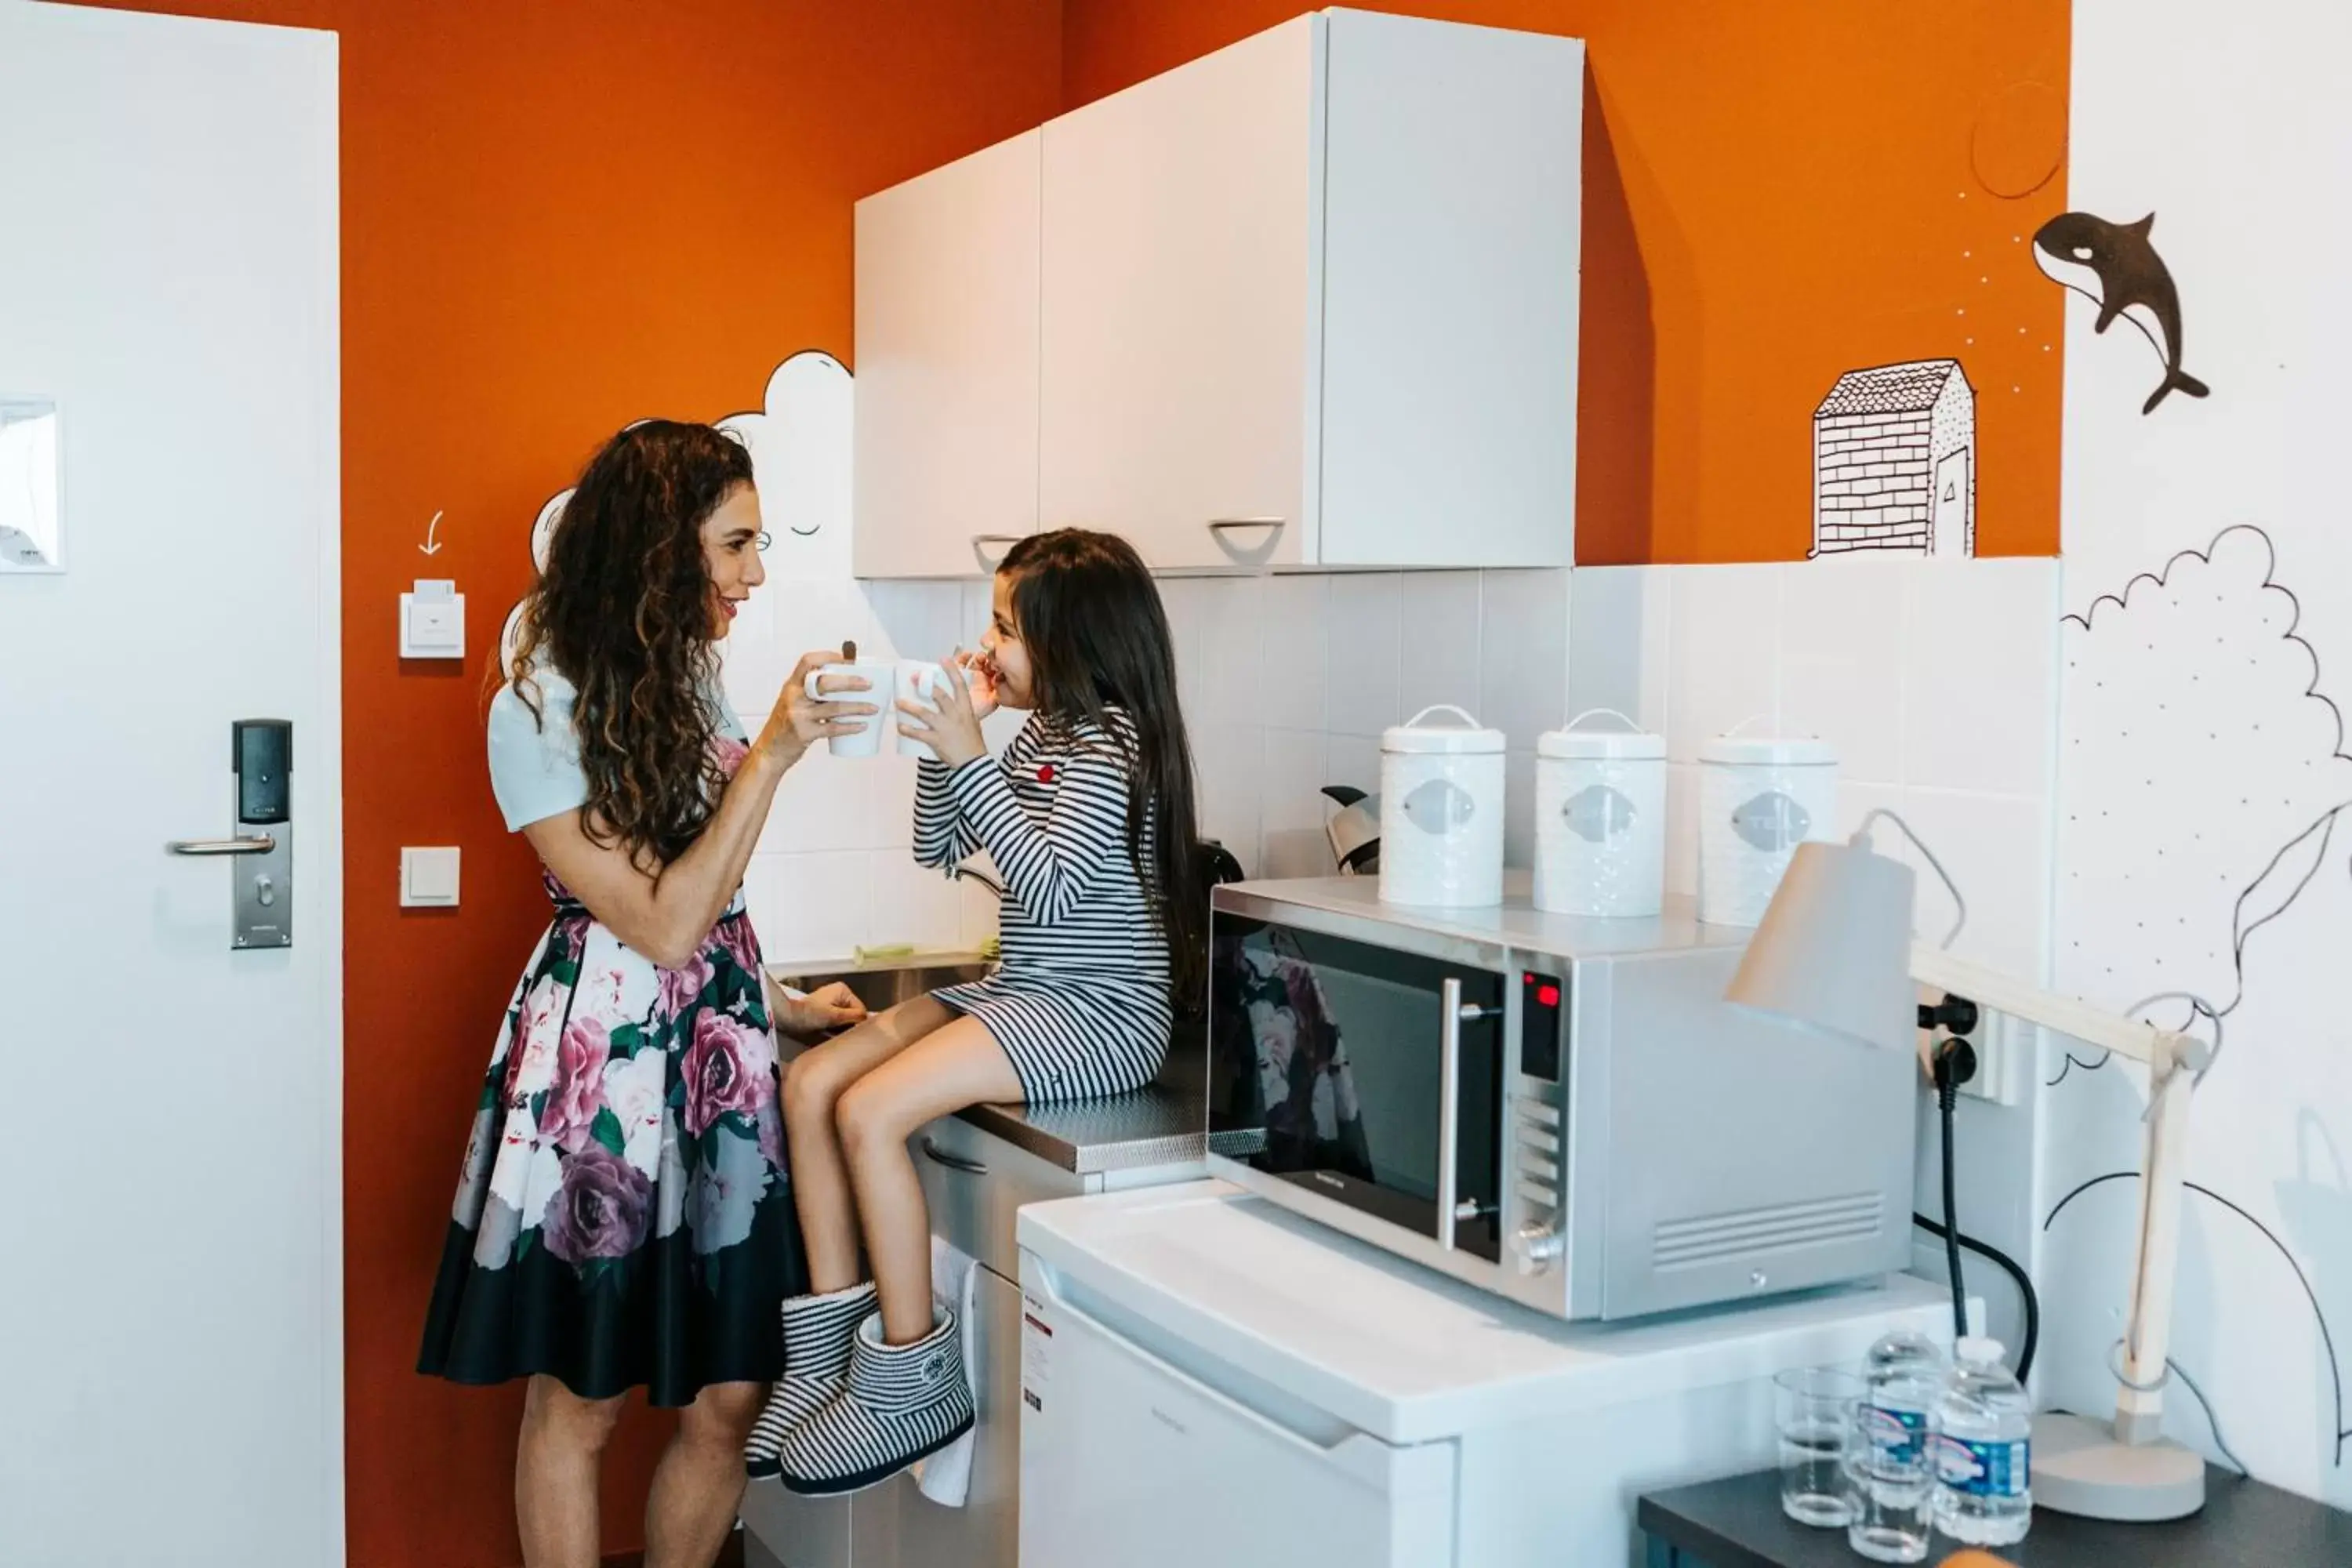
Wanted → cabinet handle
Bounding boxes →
[971,535,1021,572]
[920,1135,988,1175]
[1206,517,1286,567]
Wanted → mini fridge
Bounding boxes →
[1018,1181,1948,1568]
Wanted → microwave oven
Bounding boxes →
[1206,877,1916,1321]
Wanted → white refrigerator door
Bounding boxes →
[1018,1268,1455,1568]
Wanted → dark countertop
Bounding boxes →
[1637,1465,2352,1568]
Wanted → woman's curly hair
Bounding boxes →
[510,419,754,868]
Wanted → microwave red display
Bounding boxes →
[1521,971,1563,1081]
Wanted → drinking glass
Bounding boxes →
[1773,1367,1861,1527]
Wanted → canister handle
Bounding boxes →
[1403,703,1483,731]
[1563,707,1642,735]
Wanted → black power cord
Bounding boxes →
[1917,1025,2042,1383]
[1912,1214,2040,1383]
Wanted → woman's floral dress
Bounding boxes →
[419,731,804,1405]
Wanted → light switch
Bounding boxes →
[401,579,466,659]
[401,846,461,907]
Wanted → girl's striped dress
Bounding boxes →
[914,708,1172,1101]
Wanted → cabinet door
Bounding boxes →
[1040,17,1317,572]
[1018,1275,1455,1567]
[891,1265,1021,1568]
[854,130,1040,579]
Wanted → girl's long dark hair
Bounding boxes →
[1000,529,1206,1003]
[510,420,754,868]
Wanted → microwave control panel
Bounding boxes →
[1509,969,1567,1273]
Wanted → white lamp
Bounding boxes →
[1726,814,2215,1523]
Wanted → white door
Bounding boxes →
[1039,16,1316,572]
[1932,447,1971,557]
[854,131,1043,580]
[0,8,343,1566]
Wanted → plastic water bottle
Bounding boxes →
[1932,1337,2032,1547]
[1848,1329,1944,1562]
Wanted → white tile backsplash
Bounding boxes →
[1327,573,1403,738]
[1260,575,1330,732]
[1666,564,1784,762]
[1261,726,1332,878]
[868,850,965,953]
[733,551,2059,991]
[749,849,873,966]
[1901,558,2060,798]
[1193,720,1264,875]
[1781,557,1907,785]
[1199,574,1269,720]
[1397,572,1484,724]
[1477,569,1571,745]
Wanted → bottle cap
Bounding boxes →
[1955,1335,2005,1364]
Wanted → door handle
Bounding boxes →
[920,1135,988,1175]
[167,835,278,856]
[1437,978,1462,1252]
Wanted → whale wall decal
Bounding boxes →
[2032,210,2211,416]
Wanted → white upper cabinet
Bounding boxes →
[1039,17,1319,572]
[854,9,1583,577]
[853,129,1042,579]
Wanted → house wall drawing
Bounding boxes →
[1810,358,1976,558]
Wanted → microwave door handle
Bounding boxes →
[1437,978,1462,1251]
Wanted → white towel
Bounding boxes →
[913,1233,982,1507]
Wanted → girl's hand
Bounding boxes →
[898,647,989,768]
[953,647,1001,720]
[780,981,868,1036]
[764,651,877,760]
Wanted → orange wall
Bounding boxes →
[71,2,1060,1564]
[1064,0,2070,562]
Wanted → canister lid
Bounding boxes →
[1538,708,1666,760]
[1382,704,1505,755]
[1698,733,1837,767]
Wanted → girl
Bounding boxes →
[419,420,876,1568]
[746,528,1202,1494]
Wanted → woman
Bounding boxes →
[417,419,874,1568]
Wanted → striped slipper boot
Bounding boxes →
[745,1281,875,1479]
[778,1308,975,1497]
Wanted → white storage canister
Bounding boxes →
[1534,710,1667,916]
[1697,726,1839,927]
[1379,705,1507,908]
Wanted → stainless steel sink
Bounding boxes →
[766,950,996,1020]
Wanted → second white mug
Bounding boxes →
[894,660,950,760]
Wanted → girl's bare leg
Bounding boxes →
[780,996,954,1293]
[833,1017,1024,1343]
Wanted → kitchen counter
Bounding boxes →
[765,956,1207,1174]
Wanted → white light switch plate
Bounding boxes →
[401,846,460,907]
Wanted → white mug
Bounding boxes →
[895,660,950,760]
[803,660,887,757]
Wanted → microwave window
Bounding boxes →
[1209,916,1503,1260]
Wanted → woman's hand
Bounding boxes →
[779,981,868,1037]
[763,650,877,762]
[898,647,989,768]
